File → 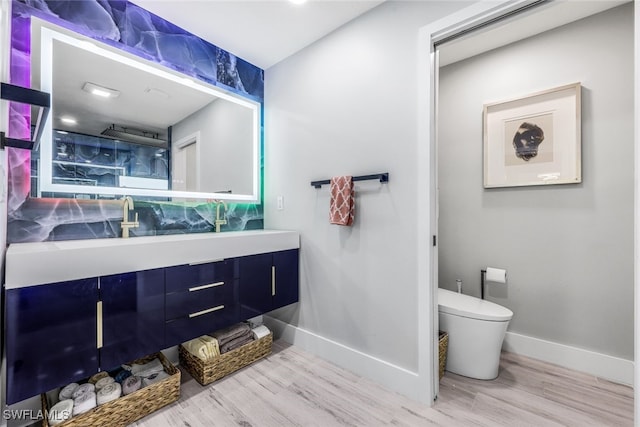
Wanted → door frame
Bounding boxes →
[173,131,201,192]
[416,0,640,406]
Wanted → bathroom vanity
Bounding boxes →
[4,230,299,404]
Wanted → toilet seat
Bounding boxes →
[438,288,512,322]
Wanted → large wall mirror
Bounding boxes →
[31,18,261,203]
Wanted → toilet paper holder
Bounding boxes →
[480,267,507,299]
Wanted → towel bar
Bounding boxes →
[310,173,389,189]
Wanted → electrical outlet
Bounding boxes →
[277,196,284,210]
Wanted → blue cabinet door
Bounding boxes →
[238,253,273,318]
[6,279,99,404]
[239,249,299,318]
[273,249,299,310]
[100,269,165,369]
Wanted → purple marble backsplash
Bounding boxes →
[7,0,264,243]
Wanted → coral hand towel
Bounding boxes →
[330,176,354,226]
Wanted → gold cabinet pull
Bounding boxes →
[189,305,224,318]
[96,301,103,349]
[271,266,276,296]
[189,281,224,292]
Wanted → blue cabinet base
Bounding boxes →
[5,248,298,404]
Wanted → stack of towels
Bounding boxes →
[182,323,271,360]
[212,322,255,354]
[54,382,96,419]
[182,335,221,361]
[122,357,169,388]
[49,357,167,424]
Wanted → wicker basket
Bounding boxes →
[180,333,273,386]
[41,352,180,427]
[438,330,449,380]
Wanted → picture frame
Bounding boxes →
[483,83,581,188]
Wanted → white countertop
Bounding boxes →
[5,230,300,289]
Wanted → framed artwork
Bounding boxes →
[483,83,581,188]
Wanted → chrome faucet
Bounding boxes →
[214,200,227,233]
[121,196,139,238]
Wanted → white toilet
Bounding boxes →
[438,288,513,380]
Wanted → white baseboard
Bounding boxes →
[503,331,634,386]
[263,316,425,402]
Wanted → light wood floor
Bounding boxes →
[132,340,634,426]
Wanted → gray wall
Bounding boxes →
[173,99,253,195]
[438,4,633,359]
[264,1,471,372]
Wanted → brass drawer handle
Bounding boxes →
[97,301,103,349]
[189,305,224,318]
[271,266,276,296]
[188,281,224,292]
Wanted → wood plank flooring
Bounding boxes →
[131,340,633,426]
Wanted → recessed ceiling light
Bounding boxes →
[60,117,77,125]
[289,0,307,4]
[82,82,120,98]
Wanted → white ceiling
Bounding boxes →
[131,0,385,70]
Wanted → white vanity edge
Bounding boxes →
[5,230,300,289]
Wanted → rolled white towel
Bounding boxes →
[58,383,79,401]
[251,325,271,339]
[122,375,142,395]
[142,370,169,387]
[48,399,73,426]
[88,371,109,384]
[72,391,96,416]
[71,383,95,399]
[94,376,115,390]
[124,358,163,378]
[96,382,122,405]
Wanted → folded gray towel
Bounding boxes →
[212,323,251,346]
[220,332,254,354]
[142,371,170,387]
[125,358,164,378]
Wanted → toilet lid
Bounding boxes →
[438,288,513,321]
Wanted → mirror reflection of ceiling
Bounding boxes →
[438,0,629,67]
[32,20,260,202]
[49,39,216,142]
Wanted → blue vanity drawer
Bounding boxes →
[165,281,234,320]
[165,303,239,347]
[165,261,232,293]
